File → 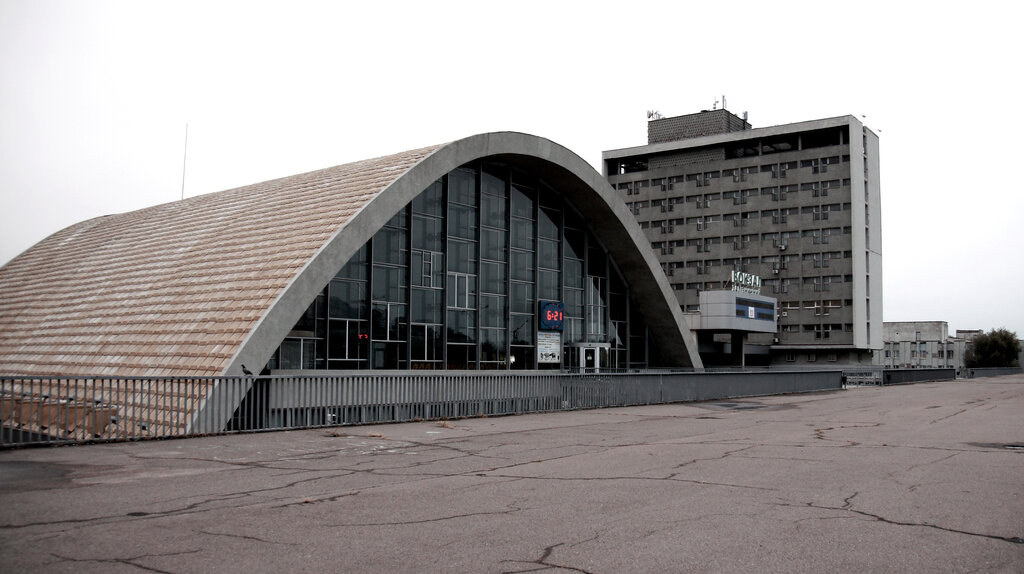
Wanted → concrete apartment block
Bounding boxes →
[604,110,882,366]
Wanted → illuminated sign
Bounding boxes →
[538,300,564,331]
[730,270,762,295]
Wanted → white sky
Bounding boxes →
[2,0,1023,337]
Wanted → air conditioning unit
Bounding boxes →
[773,268,780,274]
[779,244,787,251]
[772,337,780,344]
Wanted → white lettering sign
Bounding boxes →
[731,270,762,295]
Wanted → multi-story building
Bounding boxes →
[603,109,882,365]
[877,321,968,375]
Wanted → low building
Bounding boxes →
[877,321,969,375]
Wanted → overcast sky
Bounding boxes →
[2,0,1023,337]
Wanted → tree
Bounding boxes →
[965,328,1021,368]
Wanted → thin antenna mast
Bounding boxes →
[180,123,189,201]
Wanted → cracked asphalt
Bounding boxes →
[1,376,1022,573]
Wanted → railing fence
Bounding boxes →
[3,370,845,447]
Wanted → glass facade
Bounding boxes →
[266,162,652,371]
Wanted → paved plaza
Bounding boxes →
[2,376,1022,573]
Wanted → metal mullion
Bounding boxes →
[366,235,374,370]
[404,203,412,369]
[441,173,449,369]
[532,172,540,370]
[504,167,512,368]
[473,165,481,370]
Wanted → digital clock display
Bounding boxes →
[538,301,564,331]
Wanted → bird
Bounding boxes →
[241,364,254,376]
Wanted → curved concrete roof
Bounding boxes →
[0,133,701,377]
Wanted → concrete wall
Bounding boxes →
[968,367,1024,378]
[882,368,956,385]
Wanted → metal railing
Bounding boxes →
[2,369,843,448]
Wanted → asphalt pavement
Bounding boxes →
[2,375,1023,573]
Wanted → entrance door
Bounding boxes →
[583,347,597,371]
[571,344,609,373]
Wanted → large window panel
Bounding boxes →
[447,239,477,274]
[411,287,443,324]
[564,228,585,262]
[564,258,583,290]
[410,324,443,364]
[413,180,444,217]
[510,251,534,282]
[411,250,444,288]
[447,272,477,309]
[447,310,476,344]
[480,328,507,365]
[511,181,535,219]
[449,167,478,206]
[373,226,407,265]
[510,314,534,345]
[482,190,507,226]
[538,269,559,301]
[538,239,559,270]
[372,265,407,302]
[334,244,368,281]
[479,260,506,294]
[480,294,506,328]
[329,280,366,319]
[372,302,407,341]
[480,228,507,261]
[539,207,560,239]
[510,282,533,314]
[412,215,443,252]
[511,219,535,251]
[448,204,477,239]
[329,319,367,361]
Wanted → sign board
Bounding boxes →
[537,331,562,364]
[730,270,762,295]
[538,300,564,331]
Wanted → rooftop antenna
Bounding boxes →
[646,110,663,121]
[722,95,727,110]
[180,123,189,201]
[712,97,718,110]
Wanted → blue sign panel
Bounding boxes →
[735,298,775,321]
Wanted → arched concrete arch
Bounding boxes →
[223,132,701,377]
